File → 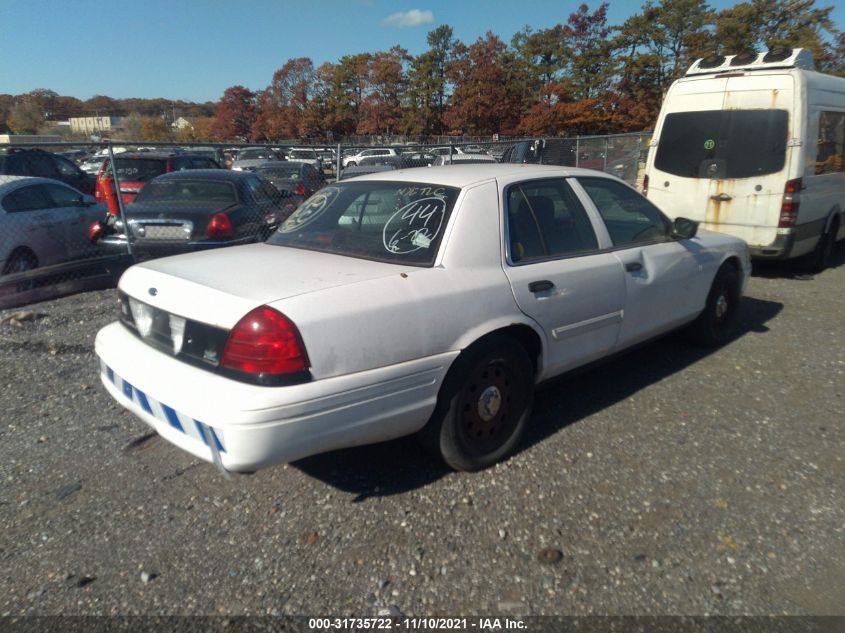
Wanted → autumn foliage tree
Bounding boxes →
[210,85,256,141]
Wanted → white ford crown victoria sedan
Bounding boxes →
[95,165,750,474]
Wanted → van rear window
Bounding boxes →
[655,110,788,179]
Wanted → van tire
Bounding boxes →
[806,219,837,273]
[686,264,741,347]
[419,335,534,472]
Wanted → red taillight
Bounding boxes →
[220,306,309,375]
[87,220,103,243]
[207,212,233,239]
[295,182,306,196]
[642,174,650,196]
[779,178,802,228]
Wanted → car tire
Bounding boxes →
[686,264,741,347]
[805,219,837,274]
[2,249,38,292]
[421,335,534,471]
[346,161,356,167]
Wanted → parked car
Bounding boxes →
[95,164,750,475]
[181,146,228,168]
[431,153,497,166]
[429,146,467,157]
[0,148,95,194]
[285,148,322,171]
[252,162,324,215]
[342,147,398,168]
[95,152,223,207]
[231,147,284,171]
[338,163,398,179]
[1,176,106,276]
[79,155,107,175]
[96,170,290,260]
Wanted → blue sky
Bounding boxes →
[1,0,843,103]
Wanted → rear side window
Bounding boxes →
[3,185,54,212]
[816,111,845,174]
[506,179,598,263]
[655,109,788,179]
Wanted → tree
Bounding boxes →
[252,57,316,140]
[140,116,170,141]
[358,46,409,136]
[715,0,835,61]
[210,85,257,141]
[444,33,525,135]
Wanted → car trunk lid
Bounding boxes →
[118,243,413,330]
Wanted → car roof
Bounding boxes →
[345,164,612,188]
[0,175,77,195]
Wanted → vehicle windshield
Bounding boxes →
[654,109,789,179]
[289,150,316,159]
[135,179,237,204]
[268,181,460,266]
[106,158,168,182]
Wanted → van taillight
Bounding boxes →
[220,306,309,376]
[642,174,649,196]
[779,178,802,228]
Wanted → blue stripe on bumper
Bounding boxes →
[103,363,225,453]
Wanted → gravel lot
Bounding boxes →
[1,249,843,617]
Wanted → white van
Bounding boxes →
[644,48,845,270]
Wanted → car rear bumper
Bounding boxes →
[95,322,453,472]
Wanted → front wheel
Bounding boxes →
[686,265,741,347]
[422,335,534,471]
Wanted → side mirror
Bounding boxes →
[671,217,699,240]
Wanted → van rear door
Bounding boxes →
[648,74,794,248]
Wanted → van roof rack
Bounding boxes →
[685,48,814,76]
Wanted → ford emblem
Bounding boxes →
[148,287,158,297]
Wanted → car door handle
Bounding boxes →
[528,280,554,293]
[625,262,643,272]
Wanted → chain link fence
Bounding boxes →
[0,133,649,309]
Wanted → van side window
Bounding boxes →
[815,112,845,175]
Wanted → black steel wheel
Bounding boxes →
[421,335,534,471]
[686,264,741,347]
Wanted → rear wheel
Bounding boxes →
[686,264,741,347]
[421,335,534,471]
[805,219,838,273]
[3,250,38,292]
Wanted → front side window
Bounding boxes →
[54,155,81,178]
[268,181,460,266]
[655,109,788,179]
[578,177,671,247]
[43,183,83,208]
[506,179,598,263]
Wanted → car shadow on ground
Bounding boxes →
[292,296,783,500]
[751,241,845,279]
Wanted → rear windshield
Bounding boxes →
[289,150,316,159]
[136,180,237,204]
[655,109,789,179]
[107,158,168,182]
[267,181,460,266]
[256,166,302,180]
[237,148,275,160]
